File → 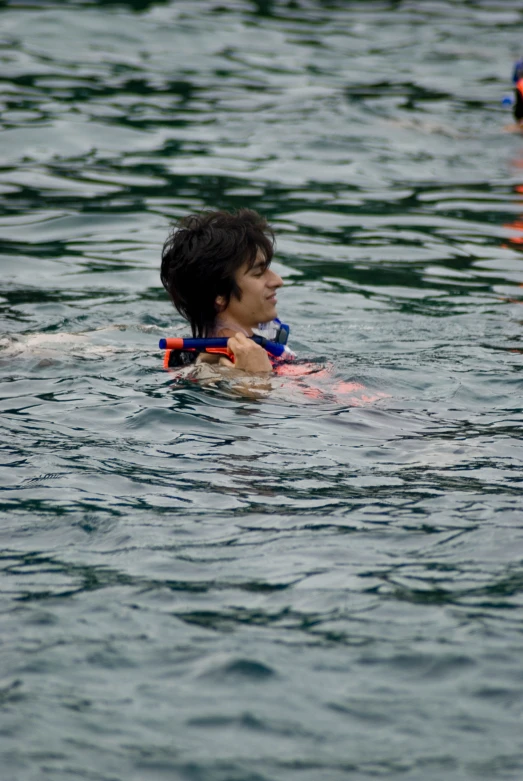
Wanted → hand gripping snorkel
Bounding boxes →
[159,320,295,367]
[159,335,295,360]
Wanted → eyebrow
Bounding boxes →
[249,257,269,272]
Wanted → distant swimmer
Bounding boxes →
[512,59,523,123]
[503,59,523,130]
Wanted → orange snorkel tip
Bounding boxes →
[159,338,186,350]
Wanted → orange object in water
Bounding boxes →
[162,338,185,350]
[164,346,233,369]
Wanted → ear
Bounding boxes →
[215,294,226,312]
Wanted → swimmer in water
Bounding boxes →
[513,60,523,124]
[160,209,388,405]
[160,209,284,375]
[503,59,523,131]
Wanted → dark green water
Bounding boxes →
[2,1,523,779]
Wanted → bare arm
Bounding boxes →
[193,332,273,396]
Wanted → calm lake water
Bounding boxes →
[2,1,523,779]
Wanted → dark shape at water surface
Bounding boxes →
[198,657,276,682]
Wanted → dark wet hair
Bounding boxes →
[515,88,523,122]
[160,209,275,337]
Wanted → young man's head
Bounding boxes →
[161,209,282,337]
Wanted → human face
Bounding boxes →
[219,251,283,334]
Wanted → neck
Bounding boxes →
[214,316,254,336]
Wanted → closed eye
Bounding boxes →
[251,261,270,277]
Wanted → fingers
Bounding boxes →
[227,332,249,349]
[227,332,255,354]
[226,333,272,374]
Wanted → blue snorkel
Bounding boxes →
[159,320,295,362]
[159,319,295,367]
[159,335,295,359]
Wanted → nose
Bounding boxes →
[268,268,283,288]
